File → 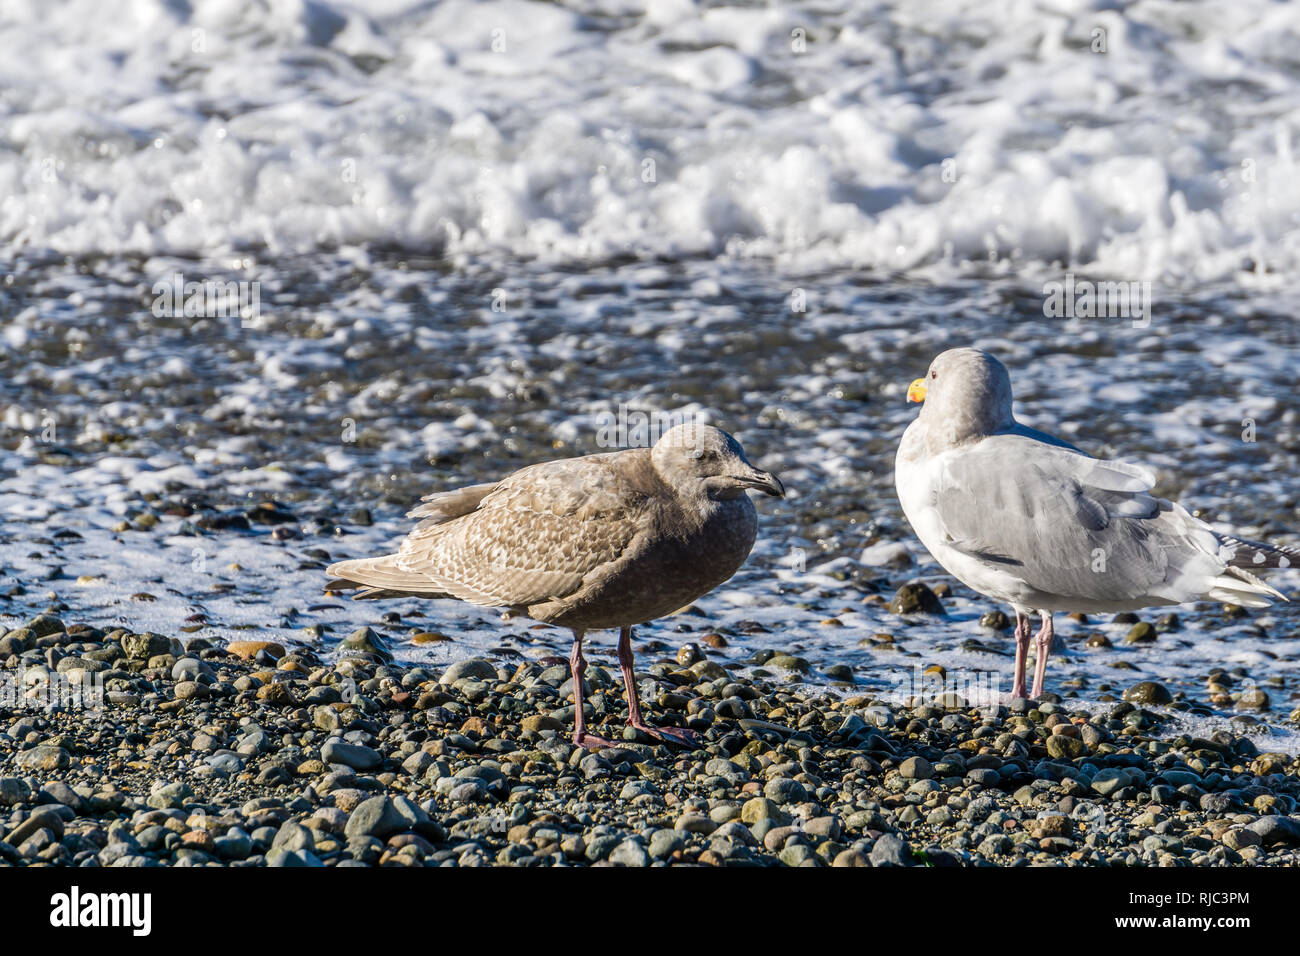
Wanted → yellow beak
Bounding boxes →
[907,378,927,403]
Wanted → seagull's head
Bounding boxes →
[907,348,1015,439]
[653,423,785,500]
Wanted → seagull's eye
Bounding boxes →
[930,370,937,379]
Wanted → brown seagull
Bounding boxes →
[326,423,784,748]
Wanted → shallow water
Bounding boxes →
[1,0,1299,748]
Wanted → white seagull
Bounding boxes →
[895,347,1294,700]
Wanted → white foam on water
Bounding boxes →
[4,0,1300,283]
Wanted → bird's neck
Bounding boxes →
[918,405,1013,452]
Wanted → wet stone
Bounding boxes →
[1123,682,1172,706]
[888,583,945,615]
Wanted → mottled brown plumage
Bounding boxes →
[327,423,783,748]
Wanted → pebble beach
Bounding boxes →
[4,586,1300,868]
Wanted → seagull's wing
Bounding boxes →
[925,434,1276,607]
[405,482,499,523]
[328,452,656,609]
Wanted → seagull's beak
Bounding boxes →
[907,378,927,403]
[738,468,785,498]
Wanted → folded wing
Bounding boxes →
[928,435,1277,607]
[327,453,655,611]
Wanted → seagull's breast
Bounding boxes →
[895,424,946,553]
[637,496,758,610]
[895,436,1038,609]
[545,494,759,631]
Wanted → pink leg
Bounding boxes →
[1030,613,1055,699]
[1009,612,1031,700]
[569,629,616,750]
[618,626,700,747]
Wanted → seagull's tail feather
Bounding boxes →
[325,555,452,600]
[1216,534,1300,572]
[1204,565,1288,607]
[322,581,428,600]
